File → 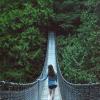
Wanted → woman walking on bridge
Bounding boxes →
[48,65,58,100]
[38,64,58,100]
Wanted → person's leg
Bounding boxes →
[49,89,52,96]
[52,88,55,100]
[49,89,53,100]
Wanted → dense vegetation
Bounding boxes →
[0,0,100,84]
[57,0,100,84]
[0,0,54,83]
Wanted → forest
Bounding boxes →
[0,0,100,84]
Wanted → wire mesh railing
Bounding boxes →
[0,35,48,100]
[0,32,100,100]
[0,69,47,100]
[56,51,100,100]
[0,57,47,100]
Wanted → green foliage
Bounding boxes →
[0,1,54,34]
[37,0,53,7]
[0,0,51,83]
[0,27,45,82]
[57,32,100,83]
[52,0,99,33]
[0,0,100,84]
[77,11,98,33]
[57,0,100,84]
[4,70,25,82]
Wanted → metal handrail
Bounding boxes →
[0,33,49,100]
[55,35,100,100]
[0,32,100,100]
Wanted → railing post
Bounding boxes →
[8,86,11,100]
[38,80,40,100]
[0,85,1,99]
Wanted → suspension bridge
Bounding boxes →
[0,32,100,100]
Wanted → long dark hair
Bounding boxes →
[48,65,56,77]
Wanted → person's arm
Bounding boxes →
[42,74,48,81]
[38,74,48,81]
[56,73,58,82]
